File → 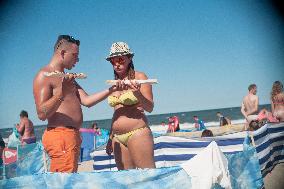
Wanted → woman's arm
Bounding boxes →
[271,100,275,114]
[131,72,154,112]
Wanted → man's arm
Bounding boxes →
[241,102,248,120]
[75,82,114,108]
[33,72,64,121]
[16,120,25,135]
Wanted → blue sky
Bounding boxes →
[0,0,283,128]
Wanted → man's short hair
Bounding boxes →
[20,110,28,118]
[248,84,256,91]
[54,35,80,52]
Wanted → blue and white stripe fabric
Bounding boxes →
[250,122,284,176]
[93,134,245,172]
[1,146,264,189]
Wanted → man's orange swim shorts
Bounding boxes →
[42,127,82,173]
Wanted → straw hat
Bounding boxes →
[106,42,134,61]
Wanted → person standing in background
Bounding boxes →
[16,110,36,144]
[241,84,259,123]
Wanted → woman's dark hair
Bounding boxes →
[249,120,260,131]
[201,129,213,137]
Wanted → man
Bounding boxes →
[193,116,206,131]
[241,84,259,124]
[33,35,117,173]
[15,110,36,144]
[216,112,231,126]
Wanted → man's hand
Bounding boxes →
[58,74,76,98]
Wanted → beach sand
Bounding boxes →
[264,163,284,189]
[78,160,95,172]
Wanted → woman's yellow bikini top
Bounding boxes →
[108,90,139,107]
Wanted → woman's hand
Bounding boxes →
[109,80,127,92]
[128,80,141,93]
[106,139,113,155]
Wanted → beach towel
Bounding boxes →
[181,141,231,189]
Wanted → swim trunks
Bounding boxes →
[42,127,82,173]
[22,137,36,144]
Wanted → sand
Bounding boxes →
[264,163,284,189]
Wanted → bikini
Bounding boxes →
[272,96,284,120]
[108,91,146,146]
[108,90,139,107]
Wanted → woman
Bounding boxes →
[271,81,284,122]
[105,42,155,170]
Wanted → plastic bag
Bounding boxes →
[7,128,21,148]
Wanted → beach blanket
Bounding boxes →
[1,143,263,189]
[93,135,245,171]
[247,122,284,176]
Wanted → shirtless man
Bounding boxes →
[33,35,117,173]
[241,84,259,124]
[16,110,36,144]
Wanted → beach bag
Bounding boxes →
[7,128,21,148]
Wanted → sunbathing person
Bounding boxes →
[257,108,278,123]
[105,42,155,170]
